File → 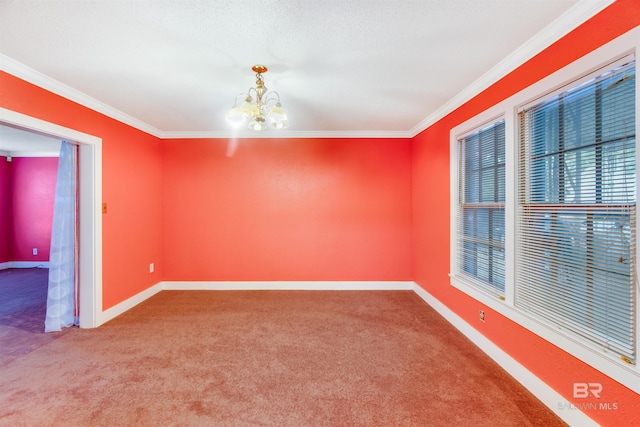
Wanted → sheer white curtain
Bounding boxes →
[45,141,78,332]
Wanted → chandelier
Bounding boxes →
[226,65,288,131]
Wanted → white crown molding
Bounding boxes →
[157,130,413,139]
[2,151,60,157]
[409,0,616,137]
[0,53,164,138]
[0,0,614,141]
[0,53,411,140]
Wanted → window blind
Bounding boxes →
[458,120,506,296]
[517,61,636,363]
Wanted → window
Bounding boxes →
[518,61,636,364]
[450,31,640,393]
[457,120,506,297]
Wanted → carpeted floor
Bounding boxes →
[0,283,566,426]
[0,268,71,367]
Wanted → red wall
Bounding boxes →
[0,1,637,424]
[0,156,11,263]
[412,1,640,425]
[10,157,57,262]
[0,71,164,310]
[162,137,412,281]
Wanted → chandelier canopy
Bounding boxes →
[226,65,288,131]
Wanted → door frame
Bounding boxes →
[0,107,103,328]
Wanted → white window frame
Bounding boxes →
[450,26,640,394]
[454,115,509,298]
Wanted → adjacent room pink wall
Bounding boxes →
[162,137,412,281]
[10,157,57,262]
[412,1,640,426]
[0,156,11,263]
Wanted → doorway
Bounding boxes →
[0,129,59,349]
[0,107,102,328]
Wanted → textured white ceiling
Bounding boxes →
[0,0,611,139]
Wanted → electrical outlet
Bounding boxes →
[479,310,485,322]
[32,248,38,256]
[149,263,154,273]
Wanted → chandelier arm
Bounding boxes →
[232,92,250,107]
[262,91,282,108]
[267,91,281,102]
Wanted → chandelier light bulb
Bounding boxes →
[248,115,267,131]
[226,65,288,131]
[225,106,246,127]
[268,103,288,129]
[240,96,259,116]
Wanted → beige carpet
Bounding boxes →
[0,290,566,426]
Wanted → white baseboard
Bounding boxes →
[160,280,415,291]
[99,282,163,325]
[410,284,597,427]
[0,261,50,270]
[91,281,416,326]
